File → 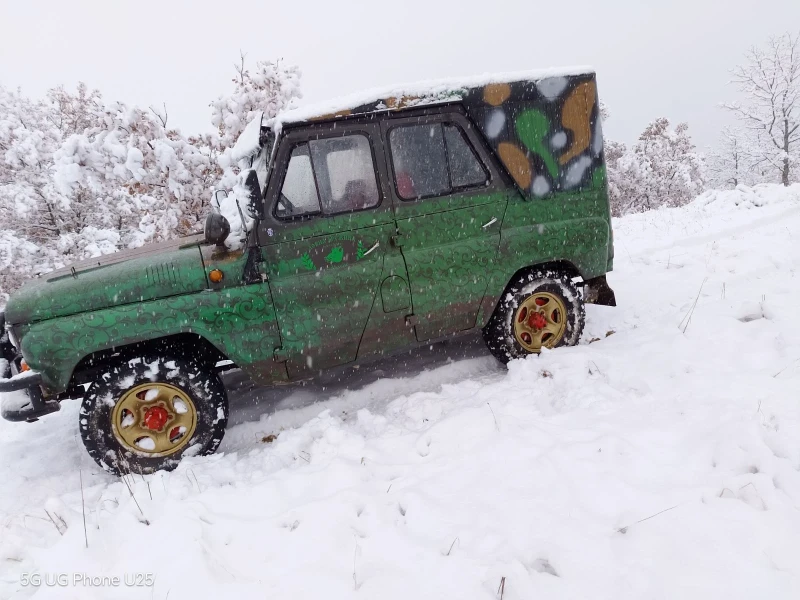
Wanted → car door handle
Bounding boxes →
[363,241,380,256]
[481,217,498,229]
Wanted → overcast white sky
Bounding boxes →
[2,0,798,148]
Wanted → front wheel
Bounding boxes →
[79,356,228,476]
[482,269,585,363]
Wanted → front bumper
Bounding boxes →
[1,312,60,422]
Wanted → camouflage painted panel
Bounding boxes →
[463,75,604,200]
[309,74,604,202]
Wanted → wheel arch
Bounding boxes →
[63,333,231,397]
[479,259,582,329]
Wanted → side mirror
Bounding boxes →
[204,211,230,246]
[213,189,228,209]
[243,169,263,217]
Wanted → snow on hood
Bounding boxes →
[271,66,595,126]
[230,111,264,163]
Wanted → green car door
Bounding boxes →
[259,122,396,378]
[381,111,509,342]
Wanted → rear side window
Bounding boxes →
[389,124,449,199]
[276,133,380,219]
[389,122,488,200]
[444,125,487,188]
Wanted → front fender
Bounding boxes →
[18,283,284,393]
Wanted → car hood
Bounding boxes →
[5,235,210,325]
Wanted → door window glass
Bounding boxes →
[444,124,488,188]
[309,135,380,213]
[276,134,379,218]
[389,124,449,200]
[389,122,488,200]
[277,144,320,218]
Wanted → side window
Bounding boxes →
[389,121,488,201]
[389,124,449,200]
[309,135,380,213]
[444,124,487,188]
[276,134,380,219]
[277,144,321,218]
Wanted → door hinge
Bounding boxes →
[390,233,405,248]
[273,348,288,362]
[405,314,419,326]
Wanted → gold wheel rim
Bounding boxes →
[111,382,197,457]
[513,291,568,353]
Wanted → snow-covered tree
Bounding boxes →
[608,118,705,216]
[200,55,302,245]
[211,54,302,153]
[0,56,303,297]
[47,82,104,138]
[55,101,214,245]
[207,54,302,190]
[706,127,756,189]
[0,85,69,243]
[725,32,800,186]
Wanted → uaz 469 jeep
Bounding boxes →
[1,68,616,475]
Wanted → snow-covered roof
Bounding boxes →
[270,66,595,127]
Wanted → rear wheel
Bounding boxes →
[79,356,228,476]
[483,269,585,363]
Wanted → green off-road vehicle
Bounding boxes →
[0,68,616,475]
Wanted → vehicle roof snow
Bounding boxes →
[269,66,596,127]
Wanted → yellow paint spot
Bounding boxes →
[483,83,512,106]
[498,142,532,189]
[310,109,353,122]
[559,81,596,165]
[384,96,421,110]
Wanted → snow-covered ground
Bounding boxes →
[2,184,800,599]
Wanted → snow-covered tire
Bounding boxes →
[79,356,228,476]
[482,269,585,364]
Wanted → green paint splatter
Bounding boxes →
[300,253,315,271]
[592,165,607,189]
[515,110,558,179]
[325,246,344,264]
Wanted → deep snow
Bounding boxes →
[1,184,800,599]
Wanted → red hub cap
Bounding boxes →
[142,406,169,431]
[530,312,547,330]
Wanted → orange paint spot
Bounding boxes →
[559,81,596,165]
[483,83,512,106]
[384,96,420,109]
[497,142,532,189]
[310,109,352,121]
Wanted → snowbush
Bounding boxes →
[693,182,800,211]
[607,118,706,216]
[0,58,301,298]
